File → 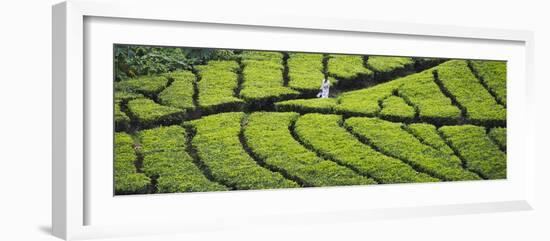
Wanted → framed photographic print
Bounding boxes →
[52,0,535,240]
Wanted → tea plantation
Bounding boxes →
[114,52,507,195]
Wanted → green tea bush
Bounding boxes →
[240,51,283,62]
[294,113,438,183]
[397,71,461,124]
[157,70,195,111]
[379,96,415,121]
[114,173,152,195]
[274,98,337,114]
[436,60,506,124]
[287,53,325,93]
[335,75,405,116]
[345,118,480,181]
[439,125,506,179]
[240,51,299,106]
[367,56,414,80]
[137,125,227,193]
[114,132,137,176]
[114,91,144,103]
[488,127,506,150]
[115,75,170,98]
[469,60,507,105]
[114,102,130,131]
[158,70,195,111]
[126,98,185,128]
[244,112,376,187]
[327,54,373,87]
[413,57,446,71]
[142,151,228,193]
[114,132,150,194]
[190,112,298,189]
[196,60,244,114]
[137,125,187,154]
[405,123,455,155]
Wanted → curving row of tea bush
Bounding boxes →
[366,56,414,81]
[439,125,506,179]
[469,60,507,106]
[114,132,150,194]
[115,111,506,194]
[488,127,507,150]
[436,60,506,125]
[287,53,325,94]
[404,123,455,156]
[114,71,196,131]
[327,54,372,88]
[344,117,481,181]
[243,112,376,187]
[240,51,299,106]
[189,112,299,190]
[379,95,415,122]
[158,70,196,111]
[137,125,228,193]
[126,98,185,129]
[116,75,170,99]
[196,60,244,114]
[294,113,439,183]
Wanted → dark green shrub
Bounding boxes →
[345,117,480,181]
[114,45,190,80]
[436,60,506,124]
[114,102,130,131]
[126,98,185,128]
[439,125,506,179]
[287,53,325,93]
[294,113,438,184]
[190,112,298,189]
[244,112,376,187]
[158,70,195,111]
[413,57,446,71]
[196,60,244,114]
[469,60,507,105]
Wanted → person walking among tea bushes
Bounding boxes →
[317,79,330,98]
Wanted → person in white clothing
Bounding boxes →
[317,78,330,98]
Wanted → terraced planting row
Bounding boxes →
[115,111,506,195]
[275,59,506,126]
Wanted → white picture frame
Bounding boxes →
[52,0,535,240]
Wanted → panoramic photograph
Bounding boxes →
[113,44,507,195]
